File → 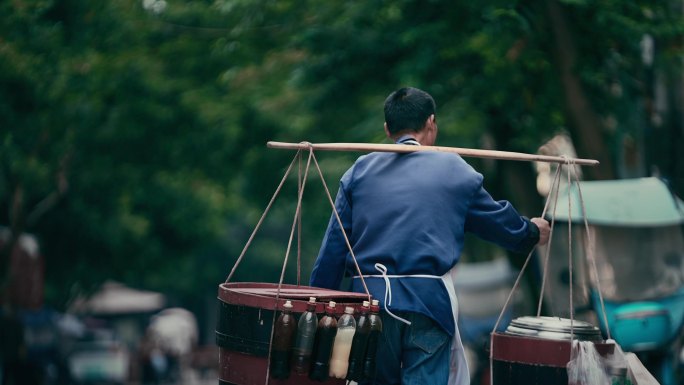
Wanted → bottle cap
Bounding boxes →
[344,307,355,314]
[309,297,317,303]
[371,299,379,306]
[283,300,293,309]
[328,301,336,307]
[362,300,370,307]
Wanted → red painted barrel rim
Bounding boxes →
[218,282,370,314]
[491,332,615,367]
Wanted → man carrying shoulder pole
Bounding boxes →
[310,87,550,385]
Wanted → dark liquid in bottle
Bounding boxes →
[346,303,371,382]
[270,302,297,380]
[309,302,338,382]
[292,300,318,375]
[362,302,383,381]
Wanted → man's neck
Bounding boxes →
[392,130,430,145]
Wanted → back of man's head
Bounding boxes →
[384,87,436,135]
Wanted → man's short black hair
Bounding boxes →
[384,87,436,135]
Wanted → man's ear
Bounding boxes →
[427,114,436,131]
[384,123,391,138]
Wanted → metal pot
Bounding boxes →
[505,316,603,341]
[493,316,611,385]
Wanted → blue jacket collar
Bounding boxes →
[396,135,420,146]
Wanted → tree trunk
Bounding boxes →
[546,0,616,181]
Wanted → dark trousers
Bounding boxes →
[361,311,451,385]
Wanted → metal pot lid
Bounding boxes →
[505,316,602,341]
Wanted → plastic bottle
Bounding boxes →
[292,297,318,375]
[309,301,338,381]
[269,300,297,379]
[346,300,371,382]
[329,306,357,378]
[363,299,383,381]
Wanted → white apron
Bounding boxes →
[359,263,471,385]
[442,265,471,385]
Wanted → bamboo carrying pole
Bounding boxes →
[267,141,600,166]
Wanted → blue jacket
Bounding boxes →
[310,138,539,335]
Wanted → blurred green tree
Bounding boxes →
[0,0,241,304]
[1,0,682,310]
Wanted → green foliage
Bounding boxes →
[1,0,682,309]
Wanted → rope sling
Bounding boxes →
[223,146,373,384]
[488,157,612,384]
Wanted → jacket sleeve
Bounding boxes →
[310,181,353,289]
[464,184,540,255]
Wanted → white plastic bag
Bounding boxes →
[567,340,610,385]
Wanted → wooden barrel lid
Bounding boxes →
[218,282,370,314]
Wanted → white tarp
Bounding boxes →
[69,281,166,315]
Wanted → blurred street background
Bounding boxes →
[1,1,684,384]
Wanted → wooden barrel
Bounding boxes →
[491,317,615,385]
[216,282,370,385]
